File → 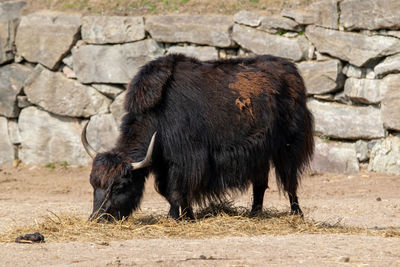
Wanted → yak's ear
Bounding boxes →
[124,56,175,114]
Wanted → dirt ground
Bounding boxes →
[0,165,399,266]
[3,1,398,265]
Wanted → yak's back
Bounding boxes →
[124,54,306,115]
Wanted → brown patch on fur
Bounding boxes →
[229,72,264,99]
[229,72,276,117]
[235,98,254,118]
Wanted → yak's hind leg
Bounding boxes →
[274,161,302,215]
[273,148,304,216]
[251,163,270,214]
[289,193,301,215]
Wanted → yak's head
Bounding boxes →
[81,123,156,222]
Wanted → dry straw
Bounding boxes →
[1,203,399,243]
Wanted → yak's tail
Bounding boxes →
[272,62,314,196]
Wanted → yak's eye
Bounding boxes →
[112,186,121,194]
[112,183,127,194]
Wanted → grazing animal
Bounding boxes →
[82,54,314,221]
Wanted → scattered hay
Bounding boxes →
[1,203,399,243]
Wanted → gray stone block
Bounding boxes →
[86,114,119,153]
[0,63,31,118]
[110,91,127,126]
[0,116,14,165]
[0,1,26,21]
[92,84,124,99]
[311,137,359,174]
[368,135,400,175]
[7,119,20,145]
[297,59,343,95]
[281,6,314,24]
[18,106,90,165]
[0,1,26,64]
[343,64,363,78]
[306,26,400,67]
[232,24,308,61]
[82,16,145,44]
[72,40,164,84]
[146,15,234,47]
[344,78,389,104]
[355,140,369,162]
[15,11,81,70]
[24,65,111,118]
[258,16,300,33]
[233,11,263,27]
[308,99,385,139]
[374,53,400,77]
[311,0,339,29]
[381,74,400,131]
[341,0,400,30]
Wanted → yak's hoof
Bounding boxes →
[290,208,304,218]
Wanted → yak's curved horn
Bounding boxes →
[81,121,97,159]
[131,132,157,170]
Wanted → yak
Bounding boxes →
[81,54,314,221]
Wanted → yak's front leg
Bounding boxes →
[167,201,194,220]
[251,165,270,215]
[168,203,180,219]
[181,197,195,220]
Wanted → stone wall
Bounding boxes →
[1,0,400,174]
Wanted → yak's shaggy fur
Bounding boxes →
[88,54,314,220]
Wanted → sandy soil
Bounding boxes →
[0,165,399,266]
[5,1,398,265]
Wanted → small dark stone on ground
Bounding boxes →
[15,232,45,243]
[337,256,350,262]
[376,197,382,201]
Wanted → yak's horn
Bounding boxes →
[131,132,157,170]
[81,122,97,159]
